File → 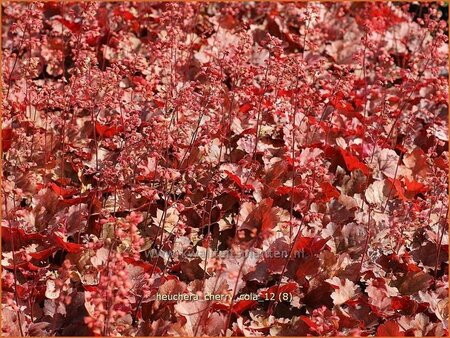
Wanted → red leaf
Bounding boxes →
[29,247,56,260]
[395,143,408,154]
[387,178,407,201]
[52,234,83,253]
[251,87,265,95]
[240,198,277,235]
[275,185,304,195]
[48,183,78,198]
[56,18,81,33]
[407,263,422,273]
[86,35,100,46]
[260,282,298,299]
[239,103,253,113]
[320,182,340,201]
[338,147,370,175]
[16,285,31,299]
[1,226,46,244]
[113,8,135,20]
[154,99,165,108]
[388,96,400,104]
[332,97,353,112]
[300,316,319,330]
[43,2,61,11]
[131,76,149,87]
[224,188,241,201]
[391,296,425,315]
[376,321,405,336]
[293,236,330,255]
[224,170,253,190]
[6,261,41,272]
[262,99,272,109]
[83,285,99,292]
[232,300,258,315]
[296,256,320,280]
[330,91,359,116]
[132,20,140,34]
[95,122,123,138]
[278,89,293,97]
[2,128,12,152]
[61,195,89,206]
[404,178,427,195]
[277,282,298,294]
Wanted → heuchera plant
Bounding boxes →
[1,2,448,336]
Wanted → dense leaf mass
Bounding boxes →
[1,2,448,336]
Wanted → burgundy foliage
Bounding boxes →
[1,2,449,336]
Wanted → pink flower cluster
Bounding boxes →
[1,2,448,336]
